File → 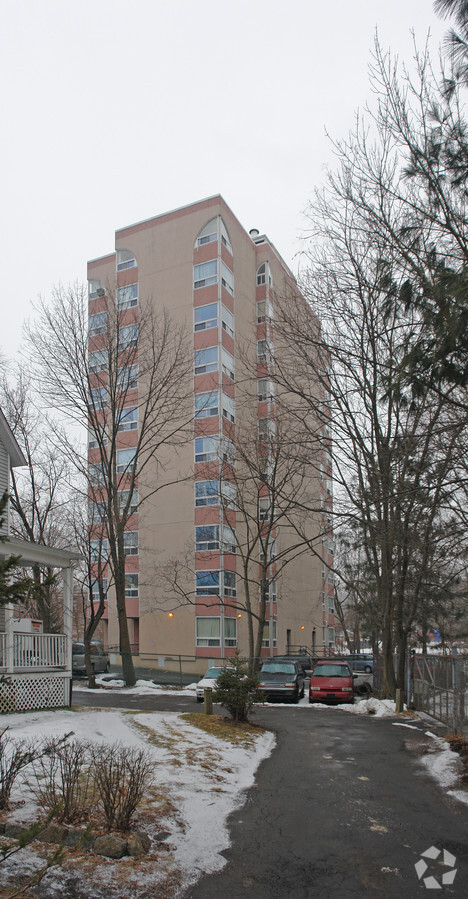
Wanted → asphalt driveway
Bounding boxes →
[186,706,468,898]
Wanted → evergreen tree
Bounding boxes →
[0,492,33,607]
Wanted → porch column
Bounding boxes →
[5,602,14,674]
[62,565,74,675]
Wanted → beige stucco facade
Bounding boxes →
[87,196,334,673]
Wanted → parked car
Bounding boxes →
[309,660,355,704]
[195,666,226,702]
[72,642,110,676]
[275,654,313,675]
[258,660,305,703]
[346,654,374,674]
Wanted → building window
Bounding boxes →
[221,305,234,338]
[328,538,334,555]
[257,339,272,363]
[256,300,273,323]
[322,627,327,646]
[260,537,276,564]
[118,323,138,349]
[194,303,218,332]
[194,346,218,375]
[328,597,335,614]
[196,219,218,247]
[117,447,137,473]
[195,480,219,506]
[117,250,137,271]
[256,263,267,286]
[223,524,236,554]
[195,436,218,463]
[196,570,220,596]
[195,525,220,551]
[262,620,277,648]
[223,570,236,597]
[221,262,234,296]
[89,350,108,373]
[90,539,108,563]
[117,283,138,309]
[194,391,218,418]
[221,437,235,465]
[117,364,138,391]
[88,501,107,522]
[89,462,105,485]
[261,579,277,602]
[125,573,139,597]
[221,348,234,380]
[89,312,108,337]
[321,592,326,611]
[194,260,217,289]
[196,617,220,647]
[91,578,108,601]
[221,393,235,423]
[258,495,271,521]
[90,387,107,409]
[224,617,237,647]
[328,627,335,646]
[221,480,236,507]
[117,406,138,431]
[118,488,139,515]
[88,434,107,450]
[256,263,272,287]
[123,531,139,555]
[258,378,274,402]
[88,279,104,300]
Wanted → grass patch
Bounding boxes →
[181,713,265,746]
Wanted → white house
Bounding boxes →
[0,407,81,712]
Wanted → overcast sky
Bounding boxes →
[1,1,448,363]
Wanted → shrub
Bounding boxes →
[92,743,153,831]
[32,736,93,823]
[212,655,261,723]
[0,727,41,810]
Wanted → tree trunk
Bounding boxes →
[114,569,136,687]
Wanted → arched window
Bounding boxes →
[195,217,232,253]
[256,262,272,287]
[116,249,137,271]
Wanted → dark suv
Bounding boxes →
[259,660,305,703]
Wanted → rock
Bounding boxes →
[93,834,128,859]
[36,823,68,843]
[65,827,91,848]
[4,822,29,838]
[154,830,171,842]
[133,831,152,852]
[127,833,149,857]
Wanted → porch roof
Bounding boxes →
[0,537,82,569]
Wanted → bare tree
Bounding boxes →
[159,383,321,674]
[274,218,467,697]
[1,368,73,630]
[25,282,192,686]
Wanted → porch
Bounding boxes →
[0,538,81,713]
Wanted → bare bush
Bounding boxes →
[0,727,41,810]
[32,736,94,823]
[92,743,153,831]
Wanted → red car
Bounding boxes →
[309,660,356,705]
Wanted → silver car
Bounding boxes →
[72,642,110,676]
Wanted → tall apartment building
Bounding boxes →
[87,195,335,671]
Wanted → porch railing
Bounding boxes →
[0,633,67,671]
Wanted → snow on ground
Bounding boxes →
[1,677,466,897]
[0,704,275,897]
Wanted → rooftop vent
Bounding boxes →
[249,228,260,238]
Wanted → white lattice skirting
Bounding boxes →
[0,674,70,713]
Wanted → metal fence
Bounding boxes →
[410,652,467,736]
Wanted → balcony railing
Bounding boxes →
[0,633,67,671]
